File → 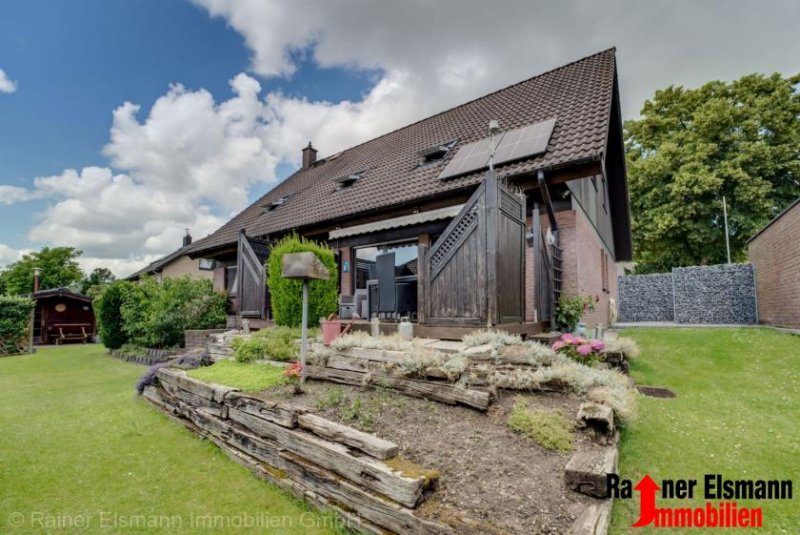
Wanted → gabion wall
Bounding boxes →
[618,263,757,324]
[618,273,674,322]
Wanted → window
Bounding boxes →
[226,266,238,295]
[417,140,457,166]
[335,169,367,191]
[354,242,419,290]
[355,247,377,289]
[601,251,609,293]
[198,258,216,271]
[263,194,293,213]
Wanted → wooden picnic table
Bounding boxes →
[52,323,91,345]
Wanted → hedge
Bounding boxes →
[267,235,338,327]
[95,277,227,350]
[0,296,34,356]
[93,281,130,350]
[120,276,227,349]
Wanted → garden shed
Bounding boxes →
[31,288,95,345]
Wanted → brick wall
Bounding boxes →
[537,209,619,328]
[339,247,353,297]
[524,216,535,322]
[748,201,800,329]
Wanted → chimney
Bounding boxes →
[183,229,192,248]
[33,267,41,293]
[302,142,317,170]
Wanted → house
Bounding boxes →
[747,197,800,329]
[127,232,216,283]
[187,48,632,337]
[32,288,95,345]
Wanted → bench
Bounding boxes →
[53,324,91,345]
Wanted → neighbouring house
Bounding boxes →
[127,232,216,283]
[748,197,800,329]
[32,288,96,345]
[187,48,633,337]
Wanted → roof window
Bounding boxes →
[335,169,367,191]
[263,193,293,213]
[418,139,457,166]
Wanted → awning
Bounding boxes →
[329,204,464,240]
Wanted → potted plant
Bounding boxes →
[555,294,596,333]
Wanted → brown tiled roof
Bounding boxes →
[190,48,618,255]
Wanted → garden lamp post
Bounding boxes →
[281,252,330,384]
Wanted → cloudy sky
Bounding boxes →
[0,0,797,276]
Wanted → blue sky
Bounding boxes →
[0,0,379,269]
[1,0,796,275]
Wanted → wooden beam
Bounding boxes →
[228,407,426,507]
[225,391,307,428]
[305,365,491,410]
[565,446,618,498]
[297,413,399,460]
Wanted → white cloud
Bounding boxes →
[0,244,24,269]
[0,68,16,93]
[193,0,799,119]
[5,75,282,277]
[0,185,42,204]
[6,1,798,277]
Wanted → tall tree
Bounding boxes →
[0,247,84,295]
[81,267,117,296]
[625,73,800,273]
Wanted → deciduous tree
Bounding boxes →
[625,73,800,272]
[0,247,84,295]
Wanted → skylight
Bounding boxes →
[263,194,293,213]
[417,139,457,166]
[335,169,367,191]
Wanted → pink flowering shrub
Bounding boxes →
[552,333,604,365]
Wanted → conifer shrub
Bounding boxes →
[266,235,337,327]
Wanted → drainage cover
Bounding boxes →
[636,385,677,398]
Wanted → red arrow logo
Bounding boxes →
[632,474,661,527]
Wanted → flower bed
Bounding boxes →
[155,330,626,534]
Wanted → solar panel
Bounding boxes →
[437,117,556,180]
[493,118,556,165]
[437,137,494,180]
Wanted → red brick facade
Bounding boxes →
[748,200,800,329]
[528,208,618,328]
[339,247,353,297]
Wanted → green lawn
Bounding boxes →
[0,345,347,535]
[610,328,800,534]
[188,360,288,392]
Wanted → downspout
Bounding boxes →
[538,169,561,325]
[537,170,558,243]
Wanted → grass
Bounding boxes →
[187,359,288,392]
[610,328,800,534]
[0,345,348,534]
[506,398,574,452]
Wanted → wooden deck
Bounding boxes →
[349,320,548,341]
[226,315,553,342]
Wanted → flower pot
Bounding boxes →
[321,319,342,346]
